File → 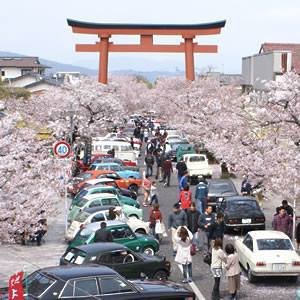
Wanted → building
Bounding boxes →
[0,57,49,80]
[242,43,300,91]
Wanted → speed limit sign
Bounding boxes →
[53,141,71,158]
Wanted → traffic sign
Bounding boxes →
[53,141,71,158]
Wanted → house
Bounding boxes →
[0,57,49,80]
[242,43,300,91]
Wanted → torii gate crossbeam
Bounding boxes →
[67,19,226,84]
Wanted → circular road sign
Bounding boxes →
[53,141,71,158]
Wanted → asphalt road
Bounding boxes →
[0,150,299,300]
[139,159,299,300]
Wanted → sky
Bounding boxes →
[1,0,300,73]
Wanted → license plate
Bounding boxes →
[242,218,251,224]
[272,263,286,271]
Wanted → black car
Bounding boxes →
[207,179,238,208]
[0,265,194,299]
[216,195,266,232]
[60,242,171,280]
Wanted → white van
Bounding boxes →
[183,154,212,183]
[92,140,137,163]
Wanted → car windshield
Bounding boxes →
[257,238,293,250]
[24,271,55,297]
[227,200,259,211]
[189,156,205,162]
[74,190,88,202]
[77,198,88,208]
[209,182,235,194]
[74,211,90,222]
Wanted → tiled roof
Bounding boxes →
[260,43,300,73]
[0,56,49,68]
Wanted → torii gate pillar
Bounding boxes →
[67,19,226,84]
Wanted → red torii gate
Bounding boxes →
[67,19,226,84]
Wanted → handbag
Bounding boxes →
[155,220,163,234]
[203,252,212,265]
[190,243,196,256]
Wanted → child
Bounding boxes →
[149,181,159,206]
[149,203,162,240]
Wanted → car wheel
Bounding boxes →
[153,270,168,280]
[135,228,146,234]
[143,246,155,256]
[247,265,256,283]
[128,184,138,193]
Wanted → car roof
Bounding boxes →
[83,193,118,200]
[83,170,113,175]
[248,230,290,239]
[82,206,114,214]
[84,220,126,231]
[75,242,128,254]
[92,162,120,167]
[41,265,117,281]
[183,153,206,158]
[84,185,115,192]
[209,179,234,184]
[225,195,256,201]
[85,178,114,185]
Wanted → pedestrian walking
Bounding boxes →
[241,175,252,195]
[198,205,215,252]
[130,137,134,150]
[179,185,192,211]
[149,203,162,240]
[211,238,226,300]
[280,200,294,216]
[272,207,292,237]
[179,170,189,191]
[145,152,155,177]
[144,129,149,143]
[175,226,193,283]
[94,222,113,242]
[149,181,159,206]
[224,243,240,300]
[162,155,173,186]
[168,203,187,256]
[195,176,208,214]
[154,149,163,180]
[186,202,201,250]
[142,175,152,207]
[176,158,187,184]
[209,212,225,245]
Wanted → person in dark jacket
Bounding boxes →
[94,222,113,242]
[168,203,187,256]
[241,175,252,195]
[198,206,215,252]
[162,156,173,187]
[272,207,292,237]
[176,158,187,184]
[145,152,155,177]
[195,176,208,214]
[281,200,294,216]
[186,202,201,250]
[209,212,225,243]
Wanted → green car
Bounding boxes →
[176,144,195,162]
[68,220,159,256]
[68,193,143,222]
[70,185,140,210]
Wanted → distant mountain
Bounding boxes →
[0,51,98,76]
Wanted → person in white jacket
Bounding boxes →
[174,226,193,283]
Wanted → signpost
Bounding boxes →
[53,140,72,232]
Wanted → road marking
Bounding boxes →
[177,264,206,300]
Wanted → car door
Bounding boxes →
[109,226,137,250]
[240,234,254,268]
[101,197,120,206]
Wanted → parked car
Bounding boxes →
[207,179,238,208]
[68,220,159,256]
[66,206,150,241]
[70,185,140,210]
[79,178,137,200]
[60,243,170,280]
[76,153,112,172]
[0,265,195,299]
[183,153,212,184]
[93,157,139,171]
[235,230,300,283]
[216,196,265,233]
[68,193,143,222]
[90,162,141,179]
[165,139,189,161]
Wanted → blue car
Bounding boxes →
[90,162,141,179]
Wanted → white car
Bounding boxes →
[66,206,150,241]
[235,230,300,282]
[183,154,212,183]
